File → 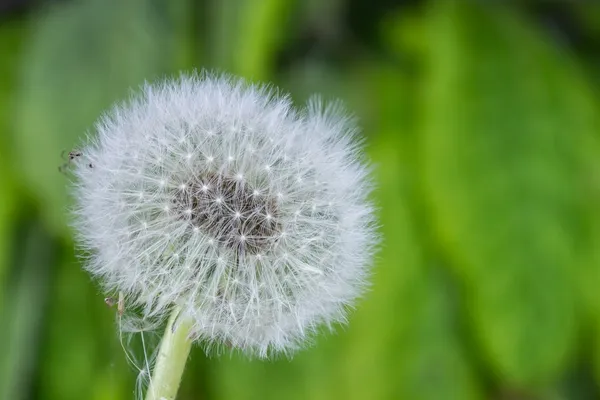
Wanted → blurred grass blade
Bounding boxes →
[208,0,297,79]
[39,246,134,400]
[0,221,55,399]
[0,18,23,302]
[420,1,599,387]
[163,0,199,71]
[231,0,297,79]
[0,166,16,310]
[12,0,176,237]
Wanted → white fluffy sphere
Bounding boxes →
[72,72,377,357]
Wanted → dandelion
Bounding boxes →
[70,72,377,399]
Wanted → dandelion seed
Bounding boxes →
[71,71,378,358]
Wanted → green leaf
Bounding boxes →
[12,0,176,236]
[330,61,481,400]
[583,111,600,387]
[420,2,598,386]
[337,133,482,400]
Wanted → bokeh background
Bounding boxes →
[1,0,600,399]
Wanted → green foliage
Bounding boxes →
[0,17,21,304]
[420,1,599,387]
[38,248,132,400]
[1,0,600,399]
[0,223,56,400]
[207,0,297,79]
[339,126,482,400]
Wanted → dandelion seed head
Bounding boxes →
[72,72,377,357]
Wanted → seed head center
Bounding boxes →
[174,173,280,253]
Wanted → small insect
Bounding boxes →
[105,291,125,316]
[59,149,93,173]
[65,150,82,160]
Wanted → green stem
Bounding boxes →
[145,307,194,400]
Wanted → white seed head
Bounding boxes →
[72,72,377,357]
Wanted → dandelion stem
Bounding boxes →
[145,307,193,400]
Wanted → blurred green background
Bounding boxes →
[1,0,600,399]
